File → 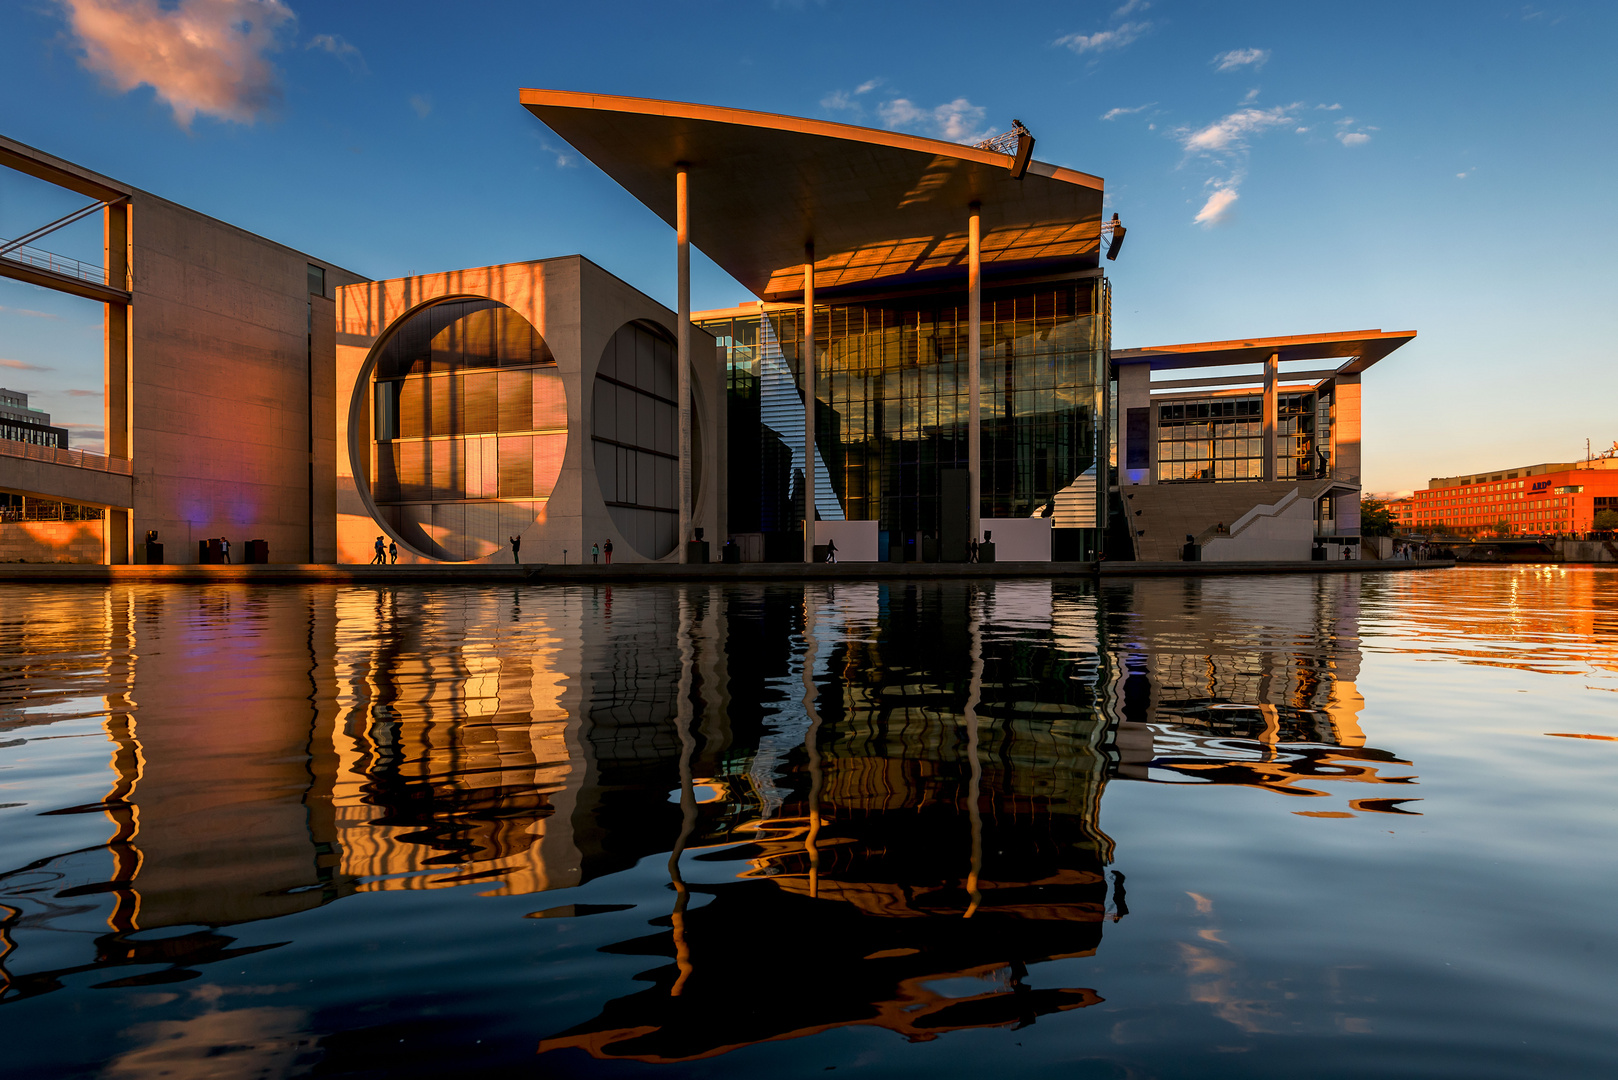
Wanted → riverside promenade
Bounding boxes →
[0,559,1454,585]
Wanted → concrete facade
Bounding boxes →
[2,135,363,564]
[128,194,364,563]
[334,256,726,565]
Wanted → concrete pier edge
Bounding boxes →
[0,560,1455,585]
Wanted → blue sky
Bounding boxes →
[1,0,1612,492]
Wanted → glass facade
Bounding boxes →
[370,298,565,561]
[591,321,682,560]
[699,275,1107,550]
[1156,391,1326,483]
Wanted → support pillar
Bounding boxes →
[676,165,692,563]
[967,204,982,544]
[803,244,816,563]
[104,199,131,563]
[1261,351,1279,483]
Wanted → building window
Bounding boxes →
[593,320,681,559]
[368,298,565,561]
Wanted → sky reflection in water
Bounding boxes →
[1,567,1615,1078]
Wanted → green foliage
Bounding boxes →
[1594,509,1618,532]
[1361,498,1394,537]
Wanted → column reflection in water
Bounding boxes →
[0,572,1405,1065]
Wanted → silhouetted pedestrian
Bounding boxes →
[220,537,231,564]
[510,535,521,564]
[591,543,600,564]
[604,539,613,564]
[388,540,397,564]
[372,536,385,565]
[825,538,838,564]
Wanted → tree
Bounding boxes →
[1360,498,1394,537]
[1493,519,1512,538]
[1594,509,1618,533]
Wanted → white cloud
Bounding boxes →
[1114,0,1150,15]
[1295,126,1310,133]
[1213,48,1270,72]
[0,358,52,372]
[1194,188,1239,226]
[1337,131,1370,146]
[822,79,884,117]
[0,305,62,320]
[877,96,992,143]
[1056,21,1150,55]
[1181,105,1296,153]
[541,140,575,168]
[1316,103,1343,111]
[56,0,296,127]
[1178,103,1302,226]
[409,93,431,119]
[308,32,364,73]
[1101,102,1154,121]
[1240,88,1259,104]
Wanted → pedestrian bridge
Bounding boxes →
[1,437,133,508]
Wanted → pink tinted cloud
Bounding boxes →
[57,0,296,127]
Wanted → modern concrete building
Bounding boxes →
[1,134,364,564]
[334,257,726,565]
[3,90,1416,565]
[1110,330,1414,561]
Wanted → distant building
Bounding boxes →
[1385,495,1415,532]
[0,387,68,448]
[1411,456,1618,536]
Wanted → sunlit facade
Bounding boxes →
[1411,456,1618,536]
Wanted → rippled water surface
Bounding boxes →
[2,567,1616,1078]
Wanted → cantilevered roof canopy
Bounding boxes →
[520,90,1105,301]
[1112,329,1417,375]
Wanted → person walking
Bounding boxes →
[372,536,385,565]
[825,537,838,564]
[968,537,979,563]
[220,537,231,564]
[603,539,613,564]
[591,543,600,564]
[388,539,398,564]
[509,534,521,564]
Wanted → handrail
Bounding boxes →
[0,240,122,290]
[0,436,132,474]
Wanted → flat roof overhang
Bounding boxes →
[520,90,1105,302]
[1113,329,1417,376]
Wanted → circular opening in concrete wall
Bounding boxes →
[591,320,699,560]
[367,298,565,561]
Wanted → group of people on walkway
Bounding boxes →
[370,536,397,565]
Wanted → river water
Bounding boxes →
[1,567,1615,1078]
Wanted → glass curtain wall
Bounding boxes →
[700,275,1106,551]
[371,299,566,561]
[1156,392,1321,483]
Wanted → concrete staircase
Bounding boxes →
[1119,480,1341,561]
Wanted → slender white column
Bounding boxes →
[968,204,982,545]
[802,244,816,563]
[1262,351,1278,482]
[677,165,692,563]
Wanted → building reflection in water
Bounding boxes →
[0,572,1416,1059]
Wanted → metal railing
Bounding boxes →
[0,241,122,290]
[0,436,132,474]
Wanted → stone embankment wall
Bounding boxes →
[0,521,104,563]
